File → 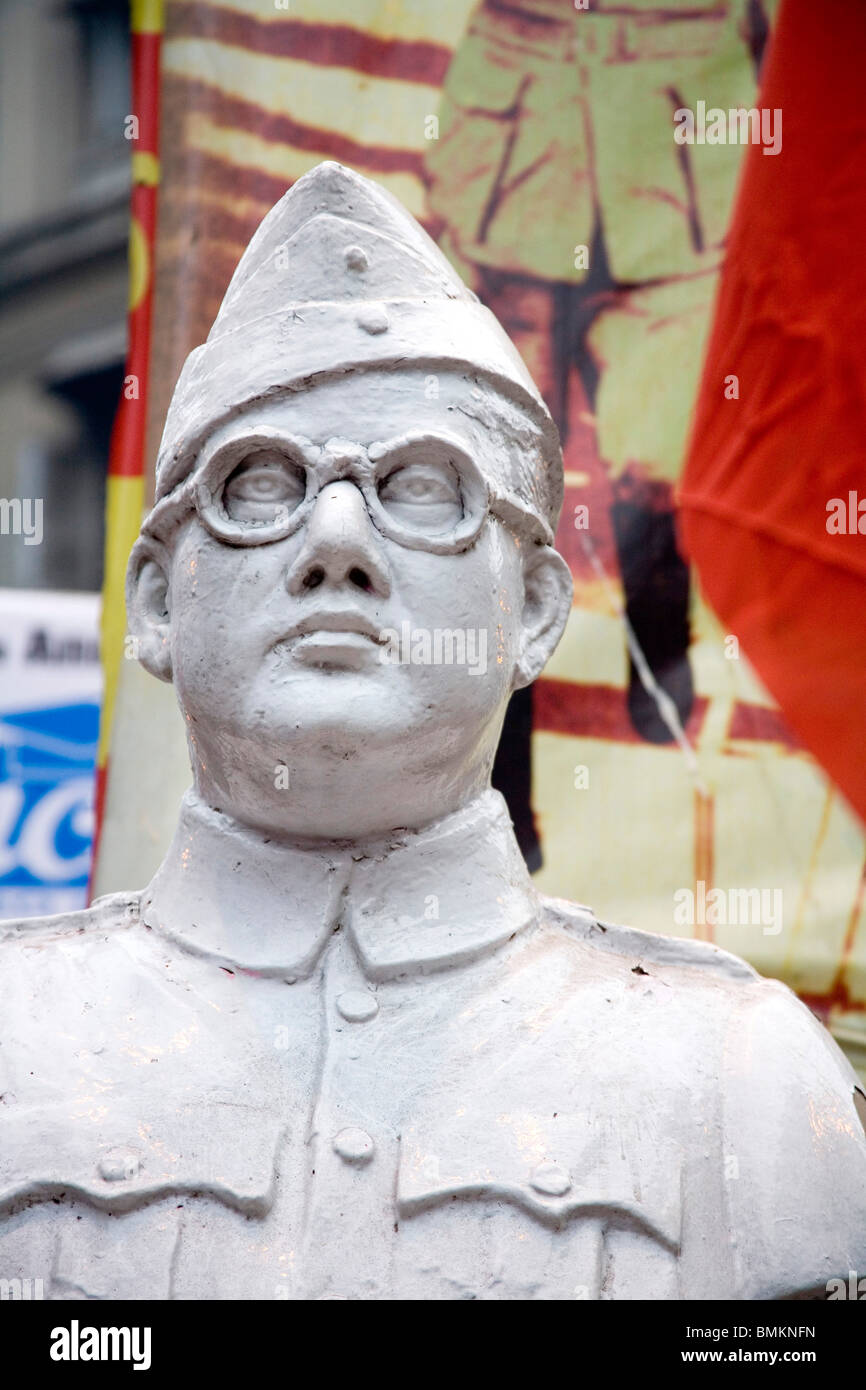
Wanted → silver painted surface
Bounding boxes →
[2,164,865,1299]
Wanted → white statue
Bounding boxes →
[2,163,865,1300]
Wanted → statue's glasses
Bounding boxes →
[144,427,551,554]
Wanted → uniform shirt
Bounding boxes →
[1,789,865,1300]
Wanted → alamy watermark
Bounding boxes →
[0,1276,43,1300]
[674,102,782,157]
[826,491,866,534]
[674,881,783,936]
[0,497,43,546]
[50,1320,151,1370]
[827,1271,866,1299]
[379,623,487,677]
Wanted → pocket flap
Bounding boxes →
[1,1101,284,1216]
[398,1114,682,1251]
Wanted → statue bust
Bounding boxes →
[2,163,865,1301]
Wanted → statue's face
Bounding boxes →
[132,370,570,836]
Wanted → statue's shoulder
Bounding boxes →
[540,894,759,985]
[0,891,150,1124]
[538,894,861,1083]
[535,895,866,1297]
[0,892,144,1013]
[537,893,863,1096]
[0,890,142,952]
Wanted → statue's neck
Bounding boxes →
[140,789,539,982]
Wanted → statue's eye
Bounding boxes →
[222,450,306,524]
[377,459,463,533]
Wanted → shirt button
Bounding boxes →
[333,1128,375,1165]
[98,1147,141,1182]
[529,1162,571,1197]
[336,989,379,1023]
[357,307,389,335]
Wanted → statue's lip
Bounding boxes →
[278,610,386,644]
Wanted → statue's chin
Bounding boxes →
[183,693,500,841]
[188,708,476,775]
[184,667,505,757]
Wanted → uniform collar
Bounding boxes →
[141,788,539,982]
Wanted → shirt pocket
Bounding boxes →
[52,1199,182,1300]
[396,1116,683,1298]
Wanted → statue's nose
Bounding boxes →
[284,480,391,597]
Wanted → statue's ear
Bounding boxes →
[513,544,573,690]
[126,535,173,682]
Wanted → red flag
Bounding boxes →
[679,0,866,825]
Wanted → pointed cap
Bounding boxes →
[154,163,562,534]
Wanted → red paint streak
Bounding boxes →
[805,855,866,1018]
[840,857,866,971]
[108,30,163,479]
[694,789,715,943]
[165,177,263,253]
[169,2,453,86]
[167,73,429,179]
[534,677,709,746]
[798,987,866,1022]
[534,677,813,756]
[92,19,163,891]
[87,763,109,903]
[728,701,804,753]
